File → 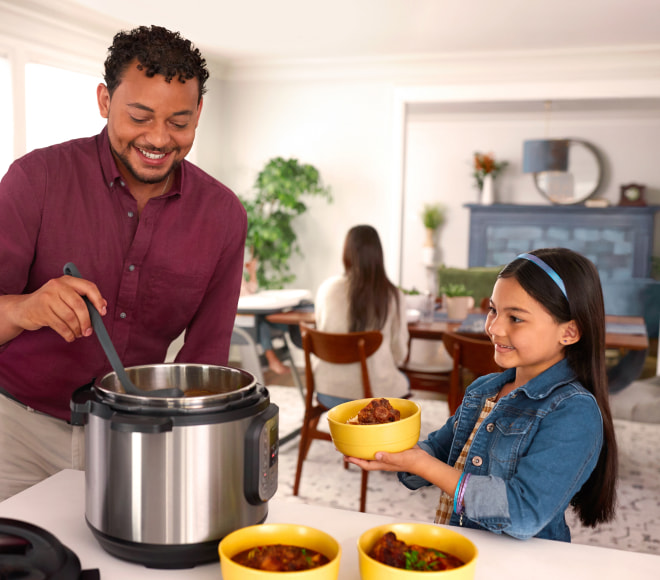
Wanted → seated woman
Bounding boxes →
[314,225,409,407]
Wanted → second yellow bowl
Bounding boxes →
[358,523,478,579]
[327,398,421,460]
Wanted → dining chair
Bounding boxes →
[398,337,452,394]
[441,331,502,415]
[293,324,383,513]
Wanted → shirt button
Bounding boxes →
[128,264,135,272]
[472,456,483,467]
[120,180,125,187]
[486,423,495,432]
[120,312,127,319]
[127,211,134,218]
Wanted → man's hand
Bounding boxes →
[0,275,107,344]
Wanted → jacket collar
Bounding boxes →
[471,359,578,400]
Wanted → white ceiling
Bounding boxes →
[72,0,660,63]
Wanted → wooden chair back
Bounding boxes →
[294,324,383,512]
[441,331,502,414]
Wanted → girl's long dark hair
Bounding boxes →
[499,248,617,527]
[343,225,399,332]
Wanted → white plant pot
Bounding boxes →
[445,296,475,320]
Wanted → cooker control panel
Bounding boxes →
[244,404,279,504]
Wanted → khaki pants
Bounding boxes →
[0,394,84,502]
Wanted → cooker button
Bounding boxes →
[120,312,127,319]
[472,456,483,467]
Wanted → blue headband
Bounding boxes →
[516,253,568,300]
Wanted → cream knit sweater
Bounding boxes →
[313,275,410,400]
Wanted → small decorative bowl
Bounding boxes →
[218,523,341,580]
[358,523,478,579]
[327,398,421,460]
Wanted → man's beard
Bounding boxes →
[111,143,180,185]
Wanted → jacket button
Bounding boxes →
[486,423,495,432]
[472,456,483,466]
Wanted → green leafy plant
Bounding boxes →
[240,157,332,289]
[439,283,473,297]
[421,203,446,230]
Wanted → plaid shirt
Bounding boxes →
[435,397,497,524]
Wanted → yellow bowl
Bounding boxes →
[327,398,421,459]
[358,523,478,579]
[218,523,341,580]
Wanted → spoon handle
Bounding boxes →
[63,262,139,394]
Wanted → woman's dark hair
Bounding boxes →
[342,225,400,333]
[498,248,617,527]
[103,25,209,103]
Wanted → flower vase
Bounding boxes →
[481,174,495,205]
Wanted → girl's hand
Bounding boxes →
[346,445,462,496]
[346,445,429,473]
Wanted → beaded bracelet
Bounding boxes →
[457,473,471,514]
[453,472,465,514]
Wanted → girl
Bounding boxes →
[314,225,409,408]
[348,248,617,541]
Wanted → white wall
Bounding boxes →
[209,78,399,296]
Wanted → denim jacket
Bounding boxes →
[399,359,603,541]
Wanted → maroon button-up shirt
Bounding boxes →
[0,128,247,420]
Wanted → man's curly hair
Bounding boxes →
[104,25,209,103]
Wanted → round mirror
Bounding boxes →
[533,139,604,205]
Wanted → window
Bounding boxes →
[0,57,12,177]
[25,63,105,152]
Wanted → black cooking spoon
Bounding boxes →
[63,263,183,398]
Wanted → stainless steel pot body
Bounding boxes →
[71,364,278,568]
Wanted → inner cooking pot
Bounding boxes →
[90,362,263,414]
[71,364,279,569]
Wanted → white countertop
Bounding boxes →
[0,470,657,578]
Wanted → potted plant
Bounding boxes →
[240,157,332,289]
[439,283,475,320]
[421,203,445,248]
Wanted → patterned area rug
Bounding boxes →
[268,385,660,556]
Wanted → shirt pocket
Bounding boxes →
[140,269,207,338]
[487,414,537,479]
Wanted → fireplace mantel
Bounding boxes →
[466,204,660,280]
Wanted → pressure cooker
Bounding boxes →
[71,364,278,569]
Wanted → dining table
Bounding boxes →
[268,307,650,392]
[0,469,657,579]
[267,308,650,352]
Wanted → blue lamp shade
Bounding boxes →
[522,139,569,173]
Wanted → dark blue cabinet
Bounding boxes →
[466,204,659,280]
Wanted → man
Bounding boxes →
[0,25,247,500]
